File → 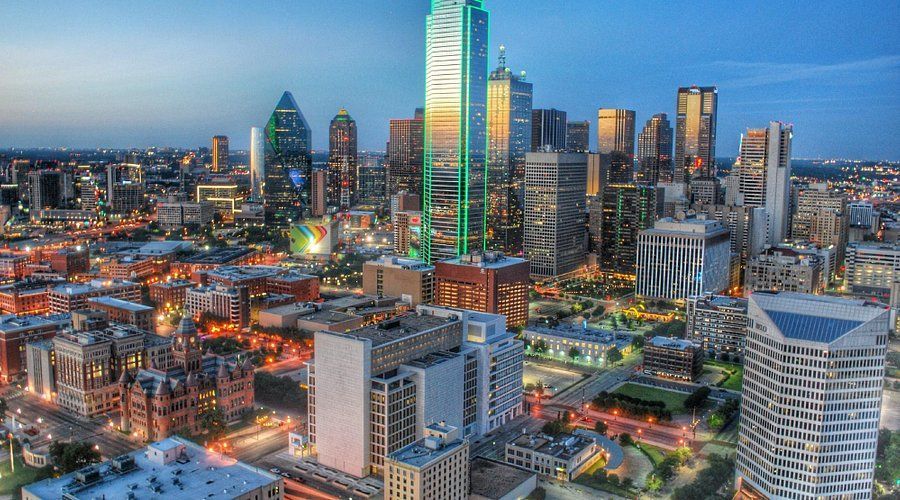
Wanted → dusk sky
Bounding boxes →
[2,1,898,159]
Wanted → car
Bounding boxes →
[280,472,292,479]
[269,467,281,474]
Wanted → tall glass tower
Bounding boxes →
[487,45,532,255]
[327,108,358,209]
[422,0,489,263]
[265,91,311,225]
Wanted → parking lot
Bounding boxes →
[523,361,584,397]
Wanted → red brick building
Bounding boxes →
[434,252,530,328]
[49,247,90,276]
[202,266,319,302]
[0,282,53,316]
[118,315,254,441]
[0,313,70,383]
[149,279,195,310]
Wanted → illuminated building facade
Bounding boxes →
[265,91,312,225]
[387,116,424,196]
[211,135,228,173]
[327,109,358,209]
[434,251,529,327]
[422,0,489,263]
[530,109,567,152]
[674,85,717,183]
[637,113,673,185]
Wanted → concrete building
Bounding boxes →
[25,339,55,397]
[149,279,195,310]
[791,183,849,264]
[524,152,587,279]
[87,296,154,332]
[22,437,282,500]
[0,313,69,383]
[384,423,469,500]
[202,265,319,302]
[47,279,141,313]
[643,336,704,381]
[196,182,244,220]
[744,247,823,296]
[469,457,538,500]
[565,120,589,153]
[531,109,567,152]
[692,203,768,277]
[363,255,435,306]
[635,217,731,300]
[392,209,422,257]
[185,284,250,328]
[434,252,529,327]
[308,305,523,478]
[735,292,889,499]
[685,294,748,360]
[505,433,603,482]
[844,242,900,300]
[598,184,660,276]
[522,324,631,366]
[156,198,215,229]
[674,85,718,184]
[732,122,793,244]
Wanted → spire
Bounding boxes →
[241,357,254,372]
[117,369,133,385]
[174,312,198,338]
[497,44,506,70]
[216,363,230,379]
[154,378,170,396]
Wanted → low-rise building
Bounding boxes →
[363,255,434,306]
[87,296,155,333]
[505,433,603,482]
[47,279,142,313]
[149,279,195,310]
[157,199,215,229]
[185,284,250,328]
[469,457,537,500]
[642,336,704,381]
[744,247,823,296]
[21,437,282,500]
[434,252,530,327]
[172,246,257,276]
[685,294,748,360]
[0,313,70,383]
[0,281,54,316]
[844,242,900,300]
[521,324,632,366]
[384,423,469,500]
[203,265,319,302]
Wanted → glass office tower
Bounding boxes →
[265,91,312,225]
[422,0,489,263]
[327,108,358,209]
[487,45,532,255]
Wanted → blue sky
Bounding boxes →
[2,1,898,159]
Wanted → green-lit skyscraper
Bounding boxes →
[422,0,489,263]
[265,91,311,225]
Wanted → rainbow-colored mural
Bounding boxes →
[289,222,334,255]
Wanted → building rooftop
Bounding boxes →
[690,294,748,311]
[524,324,617,344]
[340,313,458,348]
[439,251,527,269]
[150,279,195,289]
[50,279,138,296]
[387,424,465,469]
[22,436,279,500]
[469,457,536,500]
[87,296,154,313]
[0,313,70,334]
[648,336,697,351]
[751,292,888,344]
[298,310,358,325]
[645,217,728,236]
[508,433,595,462]
[368,255,434,271]
[178,246,254,265]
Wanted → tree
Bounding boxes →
[707,412,725,430]
[719,352,731,362]
[541,419,571,436]
[645,473,664,492]
[592,304,605,317]
[0,397,7,416]
[683,386,711,410]
[672,446,693,466]
[594,420,608,435]
[610,316,618,330]
[607,473,620,486]
[606,346,623,365]
[198,408,227,441]
[534,340,548,354]
[631,335,645,349]
[49,441,101,473]
[619,433,633,446]
[568,346,580,361]
[621,477,634,489]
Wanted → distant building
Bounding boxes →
[385,423,469,500]
[691,204,767,278]
[505,432,603,482]
[434,251,529,327]
[0,313,69,383]
[524,152,587,279]
[597,108,636,184]
[387,116,424,196]
[0,281,53,316]
[149,279,195,310]
[637,113,673,185]
[185,284,250,328]
[172,246,257,275]
[642,336,704,381]
[196,182,244,220]
[87,296,154,333]
[598,184,660,276]
[531,109,567,152]
[202,265,319,302]
[735,292,889,499]
[363,255,435,306]
[635,217,731,300]
[327,109,358,209]
[566,121,590,153]
[732,122,793,244]
[49,247,90,276]
[156,198,215,229]
[685,294,748,360]
[211,135,229,173]
[790,183,848,264]
[264,91,311,224]
[249,127,265,201]
[522,324,632,366]
[844,242,900,300]
[392,210,422,258]
[744,247,823,296]
[674,85,717,184]
[21,437,282,500]
[47,279,142,313]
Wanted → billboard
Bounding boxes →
[290,218,338,256]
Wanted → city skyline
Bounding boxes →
[2,1,898,159]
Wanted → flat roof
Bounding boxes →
[648,336,697,350]
[388,436,466,469]
[339,313,458,347]
[299,310,358,324]
[179,246,253,264]
[524,324,617,344]
[87,296,153,312]
[0,313,70,334]
[22,436,279,499]
[508,433,594,462]
[50,279,137,295]
[439,251,527,269]
[469,457,535,500]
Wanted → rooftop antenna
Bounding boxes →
[498,44,506,69]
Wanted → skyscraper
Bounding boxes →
[524,152,587,279]
[422,0,489,263]
[327,108,358,209]
[734,122,793,244]
[736,292,888,499]
[264,91,312,225]
[597,109,636,184]
[387,115,425,196]
[791,183,849,264]
[566,121,590,153]
[487,45,532,255]
[674,85,717,183]
[599,184,659,276]
[530,109,567,152]
[249,127,265,201]
[637,113,673,185]
[211,135,228,173]
[27,170,62,213]
[357,153,387,207]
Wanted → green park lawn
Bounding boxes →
[613,383,689,413]
[0,454,52,496]
[705,360,744,391]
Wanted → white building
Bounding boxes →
[185,284,250,328]
[384,423,469,500]
[735,292,889,499]
[733,121,792,245]
[635,217,731,300]
[308,305,522,478]
[524,152,587,279]
[157,198,215,229]
[844,242,900,298]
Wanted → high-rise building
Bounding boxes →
[28,170,63,217]
[566,121,590,153]
[597,108,636,185]
[530,109,567,152]
[637,113,673,185]
[674,85,717,183]
[387,116,424,196]
[211,135,229,173]
[309,169,327,217]
[264,91,312,225]
[598,184,659,276]
[685,294,749,360]
[422,0,489,263]
[791,183,849,264]
[524,152,587,279]
[327,109,358,209]
[735,292,889,499]
[434,251,529,327]
[733,122,793,244]
[635,217,731,300]
[249,127,265,201]
[692,203,768,280]
[487,46,532,255]
[357,153,387,207]
[844,242,900,300]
